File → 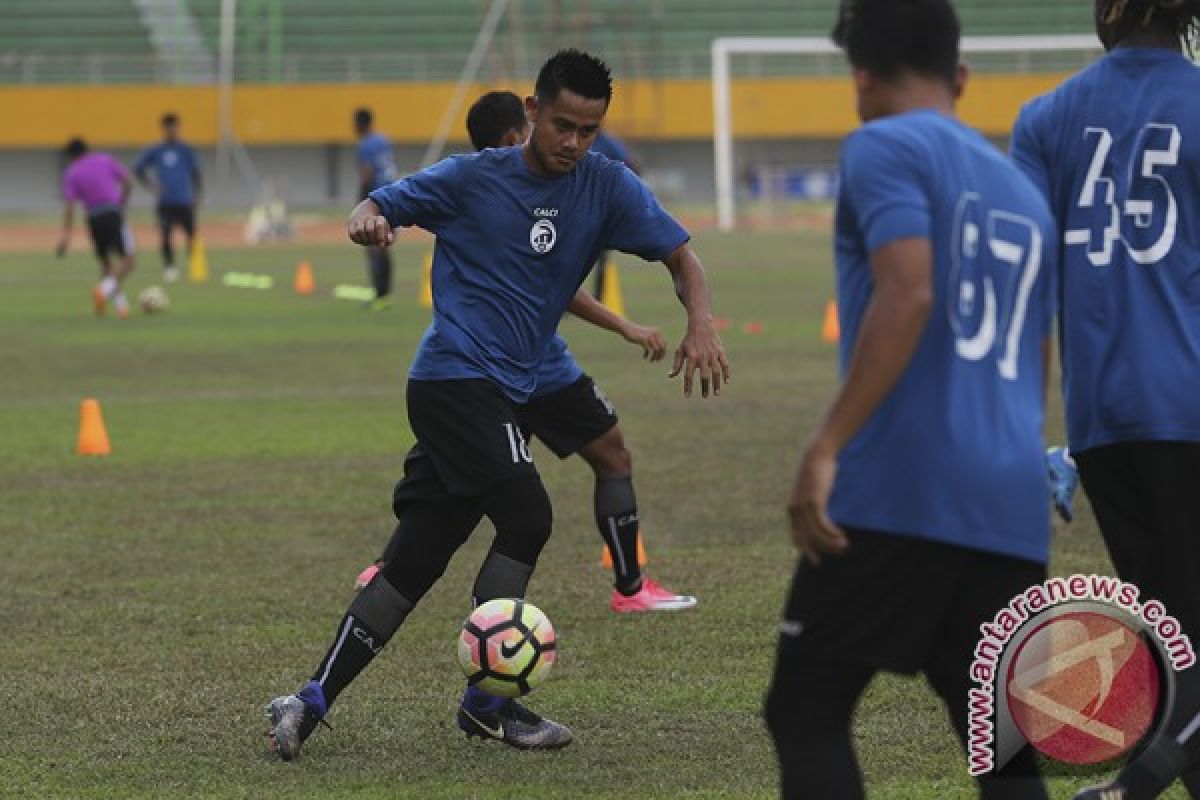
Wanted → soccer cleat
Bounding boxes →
[457,693,573,750]
[610,577,698,613]
[354,561,382,591]
[164,266,180,283]
[368,296,395,312]
[265,681,327,762]
[1046,446,1079,523]
[91,285,107,317]
[1072,784,1127,800]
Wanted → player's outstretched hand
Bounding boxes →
[787,440,848,565]
[622,323,667,361]
[347,203,394,247]
[669,318,730,398]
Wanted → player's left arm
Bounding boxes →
[789,237,933,563]
[566,289,667,361]
[662,243,730,398]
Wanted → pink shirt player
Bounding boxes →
[63,152,130,214]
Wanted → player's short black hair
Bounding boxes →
[64,137,87,158]
[832,0,960,87]
[161,112,179,127]
[534,49,612,106]
[466,91,527,151]
[1097,0,1200,48]
[353,108,373,131]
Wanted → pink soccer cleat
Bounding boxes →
[353,562,382,590]
[610,578,698,613]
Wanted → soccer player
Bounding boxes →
[589,128,641,300]
[133,113,201,283]
[765,1,1056,798]
[354,108,398,310]
[265,49,728,759]
[353,90,697,613]
[1011,2,1200,798]
[56,137,136,319]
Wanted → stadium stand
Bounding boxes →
[1,0,1095,84]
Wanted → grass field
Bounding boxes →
[0,227,1186,799]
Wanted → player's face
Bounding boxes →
[163,121,179,141]
[524,89,607,176]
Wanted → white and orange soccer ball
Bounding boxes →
[458,598,557,698]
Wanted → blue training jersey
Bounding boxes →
[134,141,200,205]
[1012,48,1200,453]
[828,110,1057,564]
[369,146,688,402]
[357,132,398,192]
[534,335,584,398]
[591,131,634,168]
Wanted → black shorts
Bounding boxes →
[86,210,129,260]
[400,378,538,502]
[518,374,618,459]
[1075,441,1200,639]
[777,528,1045,674]
[157,203,196,237]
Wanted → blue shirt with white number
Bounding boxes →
[828,110,1056,563]
[134,141,200,205]
[1012,48,1200,453]
[370,147,688,402]
[357,132,398,192]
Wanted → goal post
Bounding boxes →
[711,34,1105,232]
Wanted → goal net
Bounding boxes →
[711,35,1105,231]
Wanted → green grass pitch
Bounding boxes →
[0,227,1185,799]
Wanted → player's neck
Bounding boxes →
[875,82,956,121]
[520,143,560,179]
[1113,29,1183,52]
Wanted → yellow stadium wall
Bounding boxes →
[0,74,1067,149]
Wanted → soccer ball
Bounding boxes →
[458,598,556,698]
[138,286,170,314]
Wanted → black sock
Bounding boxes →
[311,575,413,706]
[368,248,392,298]
[595,475,642,593]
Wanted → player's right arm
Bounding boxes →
[1010,100,1053,205]
[349,156,465,247]
[133,147,159,195]
[347,198,394,247]
[566,289,667,361]
[56,174,77,257]
[55,199,75,257]
[788,127,933,564]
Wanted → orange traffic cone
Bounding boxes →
[600,534,648,568]
[821,300,840,343]
[294,261,315,295]
[76,397,111,456]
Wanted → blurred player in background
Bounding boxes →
[355,89,698,614]
[354,108,398,310]
[589,128,641,300]
[265,49,727,760]
[134,113,201,283]
[56,137,136,319]
[766,1,1056,797]
[1012,1,1200,797]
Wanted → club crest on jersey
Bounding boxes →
[530,218,557,254]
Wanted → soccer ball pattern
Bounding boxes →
[138,286,170,314]
[458,598,556,698]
